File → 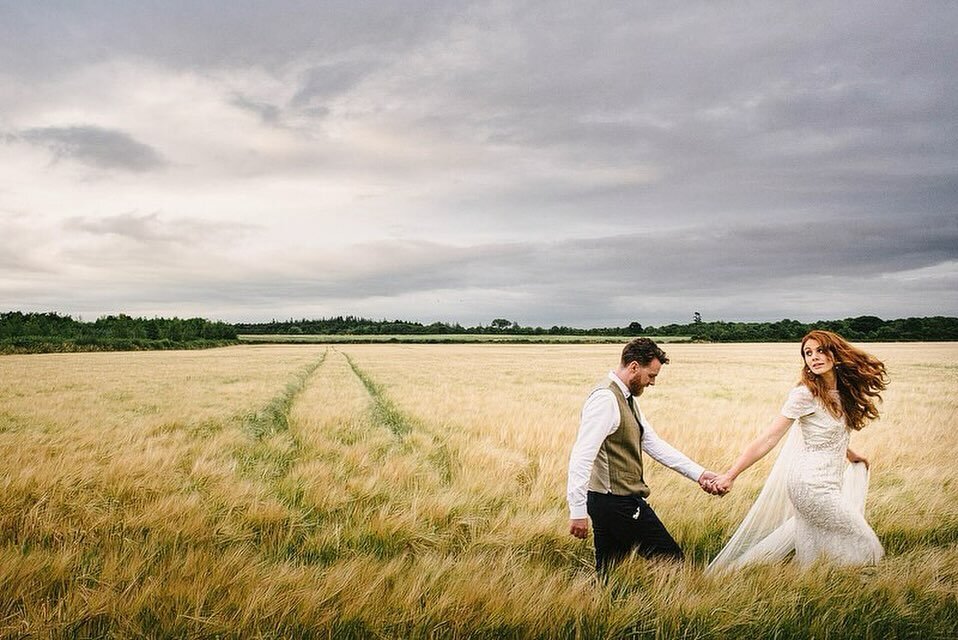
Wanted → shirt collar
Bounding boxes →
[607,370,631,398]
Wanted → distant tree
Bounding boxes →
[848,315,885,335]
[693,312,702,324]
[490,318,514,332]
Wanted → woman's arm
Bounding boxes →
[712,414,794,493]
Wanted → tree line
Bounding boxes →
[2,312,955,354]
[0,312,237,354]
[237,314,958,341]
[234,316,647,337]
[652,315,958,342]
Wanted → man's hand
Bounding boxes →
[569,518,590,539]
[698,470,728,496]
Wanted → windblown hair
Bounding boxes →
[621,337,669,367]
[800,330,888,430]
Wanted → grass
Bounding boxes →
[0,343,956,638]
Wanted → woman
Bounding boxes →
[706,330,888,573]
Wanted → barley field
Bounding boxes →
[0,343,956,639]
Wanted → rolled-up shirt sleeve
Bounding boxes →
[639,408,705,482]
[566,390,618,519]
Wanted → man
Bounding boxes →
[567,337,724,573]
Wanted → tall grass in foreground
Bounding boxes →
[0,343,955,638]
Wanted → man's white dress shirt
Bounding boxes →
[566,371,705,519]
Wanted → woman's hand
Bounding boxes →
[711,473,735,494]
[846,448,870,469]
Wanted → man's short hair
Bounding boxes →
[621,337,669,366]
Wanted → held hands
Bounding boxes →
[570,470,734,539]
[709,473,734,495]
[698,470,730,496]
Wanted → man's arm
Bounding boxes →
[638,410,722,493]
[567,389,618,537]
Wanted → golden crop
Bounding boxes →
[1,343,956,638]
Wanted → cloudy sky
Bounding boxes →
[1,1,956,327]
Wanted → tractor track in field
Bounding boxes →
[342,352,414,439]
[233,351,328,490]
[341,351,456,484]
[233,349,460,566]
[242,352,327,441]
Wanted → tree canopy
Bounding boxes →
[3,311,955,354]
[234,314,958,341]
[0,312,237,354]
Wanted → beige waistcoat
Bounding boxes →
[589,380,650,497]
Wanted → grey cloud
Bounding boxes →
[65,212,178,244]
[223,215,958,309]
[562,217,957,294]
[9,216,954,326]
[230,94,282,125]
[63,212,253,246]
[19,126,166,172]
[7,3,957,206]
[291,60,378,107]
[0,1,457,77]
[377,2,958,221]
[164,215,958,325]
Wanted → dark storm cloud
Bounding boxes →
[222,215,958,304]
[388,2,958,228]
[18,126,166,172]
[16,215,953,326]
[96,214,953,326]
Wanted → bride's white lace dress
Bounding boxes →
[707,385,884,572]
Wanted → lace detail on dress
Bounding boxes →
[799,407,848,452]
[786,392,883,566]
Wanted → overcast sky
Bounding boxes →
[1,1,956,327]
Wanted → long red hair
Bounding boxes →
[799,330,888,430]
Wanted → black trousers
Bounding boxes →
[587,491,683,573]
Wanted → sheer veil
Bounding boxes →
[705,423,803,573]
